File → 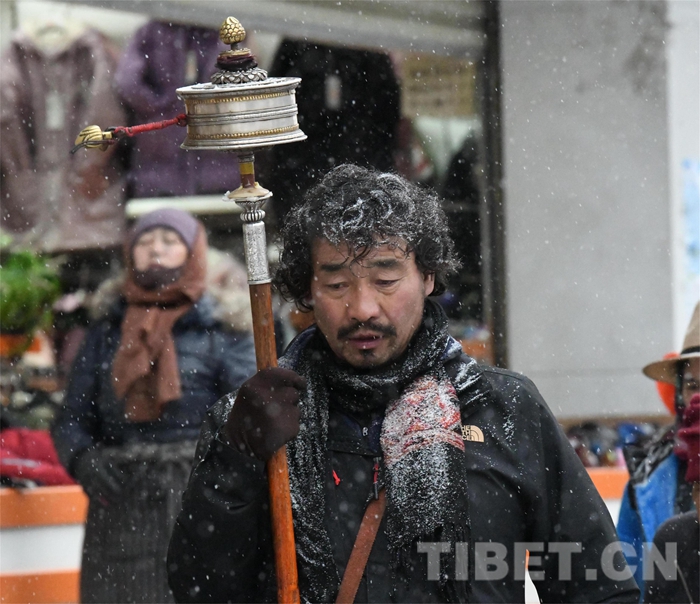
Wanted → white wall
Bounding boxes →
[667,0,700,347]
[501,1,675,417]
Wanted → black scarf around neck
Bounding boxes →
[280,300,492,602]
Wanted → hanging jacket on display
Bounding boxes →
[267,40,401,220]
[441,137,483,321]
[0,26,126,252]
[114,21,240,198]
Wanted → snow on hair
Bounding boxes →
[273,164,461,310]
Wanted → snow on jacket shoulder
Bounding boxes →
[167,356,639,603]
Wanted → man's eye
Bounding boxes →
[326,283,346,290]
[376,279,398,287]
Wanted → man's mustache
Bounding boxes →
[337,321,397,340]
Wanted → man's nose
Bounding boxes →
[347,285,380,323]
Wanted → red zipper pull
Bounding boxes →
[332,469,341,486]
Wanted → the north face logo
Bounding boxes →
[461,425,484,442]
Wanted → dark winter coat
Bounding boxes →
[167,341,640,603]
[52,292,256,603]
[266,41,400,220]
[643,511,699,603]
[52,294,256,473]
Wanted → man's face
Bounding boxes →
[310,239,435,369]
[681,357,700,407]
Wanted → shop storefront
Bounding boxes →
[0,3,508,601]
[0,0,508,368]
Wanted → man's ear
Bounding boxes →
[423,272,435,296]
[302,293,314,309]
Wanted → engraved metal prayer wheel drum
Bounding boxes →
[176,78,306,151]
[176,17,306,287]
[176,17,306,153]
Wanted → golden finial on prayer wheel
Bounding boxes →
[219,17,246,46]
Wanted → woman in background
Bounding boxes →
[52,208,257,603]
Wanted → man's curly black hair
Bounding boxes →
[273,164,460,310]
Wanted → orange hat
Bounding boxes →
[655,358,677,415]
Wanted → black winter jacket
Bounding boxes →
[167,354,639,603]
[643,511,699,603]
[52,294,257,474]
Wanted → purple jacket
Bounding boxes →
[114,21,239,198]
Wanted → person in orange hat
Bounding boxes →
[644,393,700,603]
[617,301,700,595]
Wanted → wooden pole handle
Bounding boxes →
[236,151,299,603]
[249,284,300,604]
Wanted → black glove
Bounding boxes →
[223,367,306,461]
[73,447,125,504]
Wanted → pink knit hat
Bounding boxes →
[129,208,200,251]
